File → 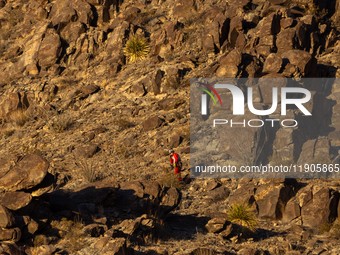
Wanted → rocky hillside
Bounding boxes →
[1,0,340,254]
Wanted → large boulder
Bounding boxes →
[0,191,32,211]
[113,181,179,217]
[0,228,21,242]
[0,154,20,179]
[0,205,15,228]
[0,154,49,192]
[262,53,282,73]
[60,21,86,44]
[260,13,281,36]
[0,92,30,122]
[49,0,94,27]
[228,184,256,205]
[142,117,164,131]
[144,70,162,95]
[301,186,339,228]
[0,21,51,85]
[106,21,129,57]
[50,6,77,26]
[37,28,61,67]
[255,183,295,220]
[280,50,317,77]
[205,217,228,233]
[96,237,127,255]
[86,0,116,24]
[173,0,195,20]
[160,187,181,215]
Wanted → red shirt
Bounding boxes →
[170,153,180,164]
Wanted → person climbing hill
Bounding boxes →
[169,149,182,182]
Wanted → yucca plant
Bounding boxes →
[227,202,258,234]
[123,35,150,63]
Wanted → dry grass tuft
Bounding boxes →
[47,113,72,133]
[10,109,29,127]
[159,167,183,188]
[72,154,97,183]
[114,118,133,130]
[50,217,86,252]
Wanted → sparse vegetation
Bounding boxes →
[114,118,133,130]
[10,109,29,127]
[47,112,72,133]
[0,0,339,253]
[56,76,80,90]
[73,155,97,183]
[123,35,150,63]
[159,167,183,188]
[50,218,86,252]
[227,202,258,234]
[114,143,129,158]
[303,3,328,20]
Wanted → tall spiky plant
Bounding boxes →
[123,35,150,63]
[227,202,258,233]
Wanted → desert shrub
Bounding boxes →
[72,155,97,183]
[159,167,183,188]
[114,118,133,130]
[304,3,328,17]
[10,109,29,127]
[123,35,150,63]
[47,113,72,133]
[227,202,258,234]
[114,143,129,158]
[51,218,86,252]
[56,76,80,91]
[21,143,43,155]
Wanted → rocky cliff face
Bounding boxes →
[1,0,340,254]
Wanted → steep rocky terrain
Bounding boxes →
[1,0,340,254]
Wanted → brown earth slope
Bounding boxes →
[1,0,340,254]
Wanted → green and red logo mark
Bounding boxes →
[197,83,223,106]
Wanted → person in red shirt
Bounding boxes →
[169,149,182,182]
